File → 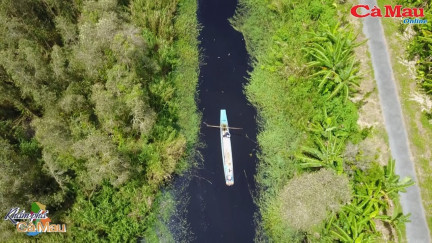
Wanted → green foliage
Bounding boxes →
[401,0,432,96]
[324,160,414,242]
[131,0,178,42]
[296,134,345,174]
[69,182,163,242]
[304,24,362,101]
[233,0,413,241]
[0,0,199,241]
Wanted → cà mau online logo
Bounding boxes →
[4,202,66,236]
[351,4,427,24]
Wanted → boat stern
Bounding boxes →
[226,174,234,186]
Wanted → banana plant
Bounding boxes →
[307,108,350,140]
[382,159,415,198]
[323,160,414,242]
[325,201,380,243]
[303,23,364,101]
[375,210,411,238]
[296,133,345,174]
[327,60,361,101]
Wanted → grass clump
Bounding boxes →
[280,169,351,233]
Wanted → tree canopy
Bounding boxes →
[0,0,199,241]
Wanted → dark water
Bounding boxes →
[185,0,258,242]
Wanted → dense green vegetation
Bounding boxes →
[401,0,432,96]
[0,0,199,241]
[232,0,413,241]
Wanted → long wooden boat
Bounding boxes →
[220,109,234,186]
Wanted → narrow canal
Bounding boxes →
[185,0,258,242]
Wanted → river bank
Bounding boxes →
[232,0,414,241]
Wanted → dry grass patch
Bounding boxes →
[279,169,351,233]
